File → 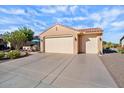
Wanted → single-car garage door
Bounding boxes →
[45,36,73,54]
[86,36,98,54]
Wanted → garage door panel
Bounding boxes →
[86,37,98,54]
[45,37,73,54]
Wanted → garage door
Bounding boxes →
[86,36,98,54]
[45,36,73,54]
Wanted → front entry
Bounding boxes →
[78,35,86,53]
[78,35,98,54]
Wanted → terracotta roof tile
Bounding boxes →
[78,28,103,33]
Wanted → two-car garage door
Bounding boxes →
[45,36,73,54]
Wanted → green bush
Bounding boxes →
[7,50,21,59]
[118,49,124,54]
[25,52,29,56]
[0,51,5,59]
[120,50,124,54]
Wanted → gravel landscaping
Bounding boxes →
[100,53,124,88]
[0,51,30,63]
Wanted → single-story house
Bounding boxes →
[0,34,8,50]
[40,24,103,54]
[120,36,124,47]
[22,36,40,51]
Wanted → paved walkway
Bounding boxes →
[0,53,117,88]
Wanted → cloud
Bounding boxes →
[55,6,68,12]
[89,13,101,22]
[40,6,68,14]
[40,7,56,14]
[73,25,90,29]
[0,16,29,25]
[33,20,47,27]
[56,16,87,23]
[25,8,41,16]
[111,21,124,30]
[104,31,124,43]
[0,26,18,34]
[80,7,89,15]
[69,6,78,14]
[86,7,124,29]
[102,8,124,19]
[0,8,26,15]
[0,7,42,16]
[89,7,124,43]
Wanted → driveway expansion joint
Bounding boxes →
[33,54,71,88]
[34,55,75,88]
[0,53,118,88]
[49,55,76,85]
[99,56,119,88]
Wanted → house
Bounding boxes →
[120,36,124,47]
[0,34,8,50]
[23,36,40,51]
[40,24,103,54]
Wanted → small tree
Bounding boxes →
[18,27,34,41]
[3,31,26,50]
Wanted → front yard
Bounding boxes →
[100,53,124,87]
[0,50,29,62]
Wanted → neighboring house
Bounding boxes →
[0,34,8,50]
[40,24,103,54]
[120,36,124,47]
[23,36,40,51]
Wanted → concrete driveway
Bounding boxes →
[0,53,117,88]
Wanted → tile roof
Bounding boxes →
[78,28,103,33]
[40,24,103,36]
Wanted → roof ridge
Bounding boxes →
[78,27,103,32]
[78,27,102,30]
[39,24,103,36]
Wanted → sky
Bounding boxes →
[0,5,124,43]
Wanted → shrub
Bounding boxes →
[120,50,124,54]
[7,50,20,59]
[0,51,5,59]
[118,48,124,54]
[25,51,29,56]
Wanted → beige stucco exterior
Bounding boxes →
[40,24,103,54]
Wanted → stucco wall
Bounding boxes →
[78,34,102,54]
[40,24,103,54]
[97,36,103,54]
[40,25,79,54]
[78,35,86,53]
[40,25,78,38]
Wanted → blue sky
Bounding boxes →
[0,5,124,43]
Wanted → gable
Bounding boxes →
[40,24,79,38]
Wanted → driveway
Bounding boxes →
[100,53,124,88]
[0,53,117,88]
